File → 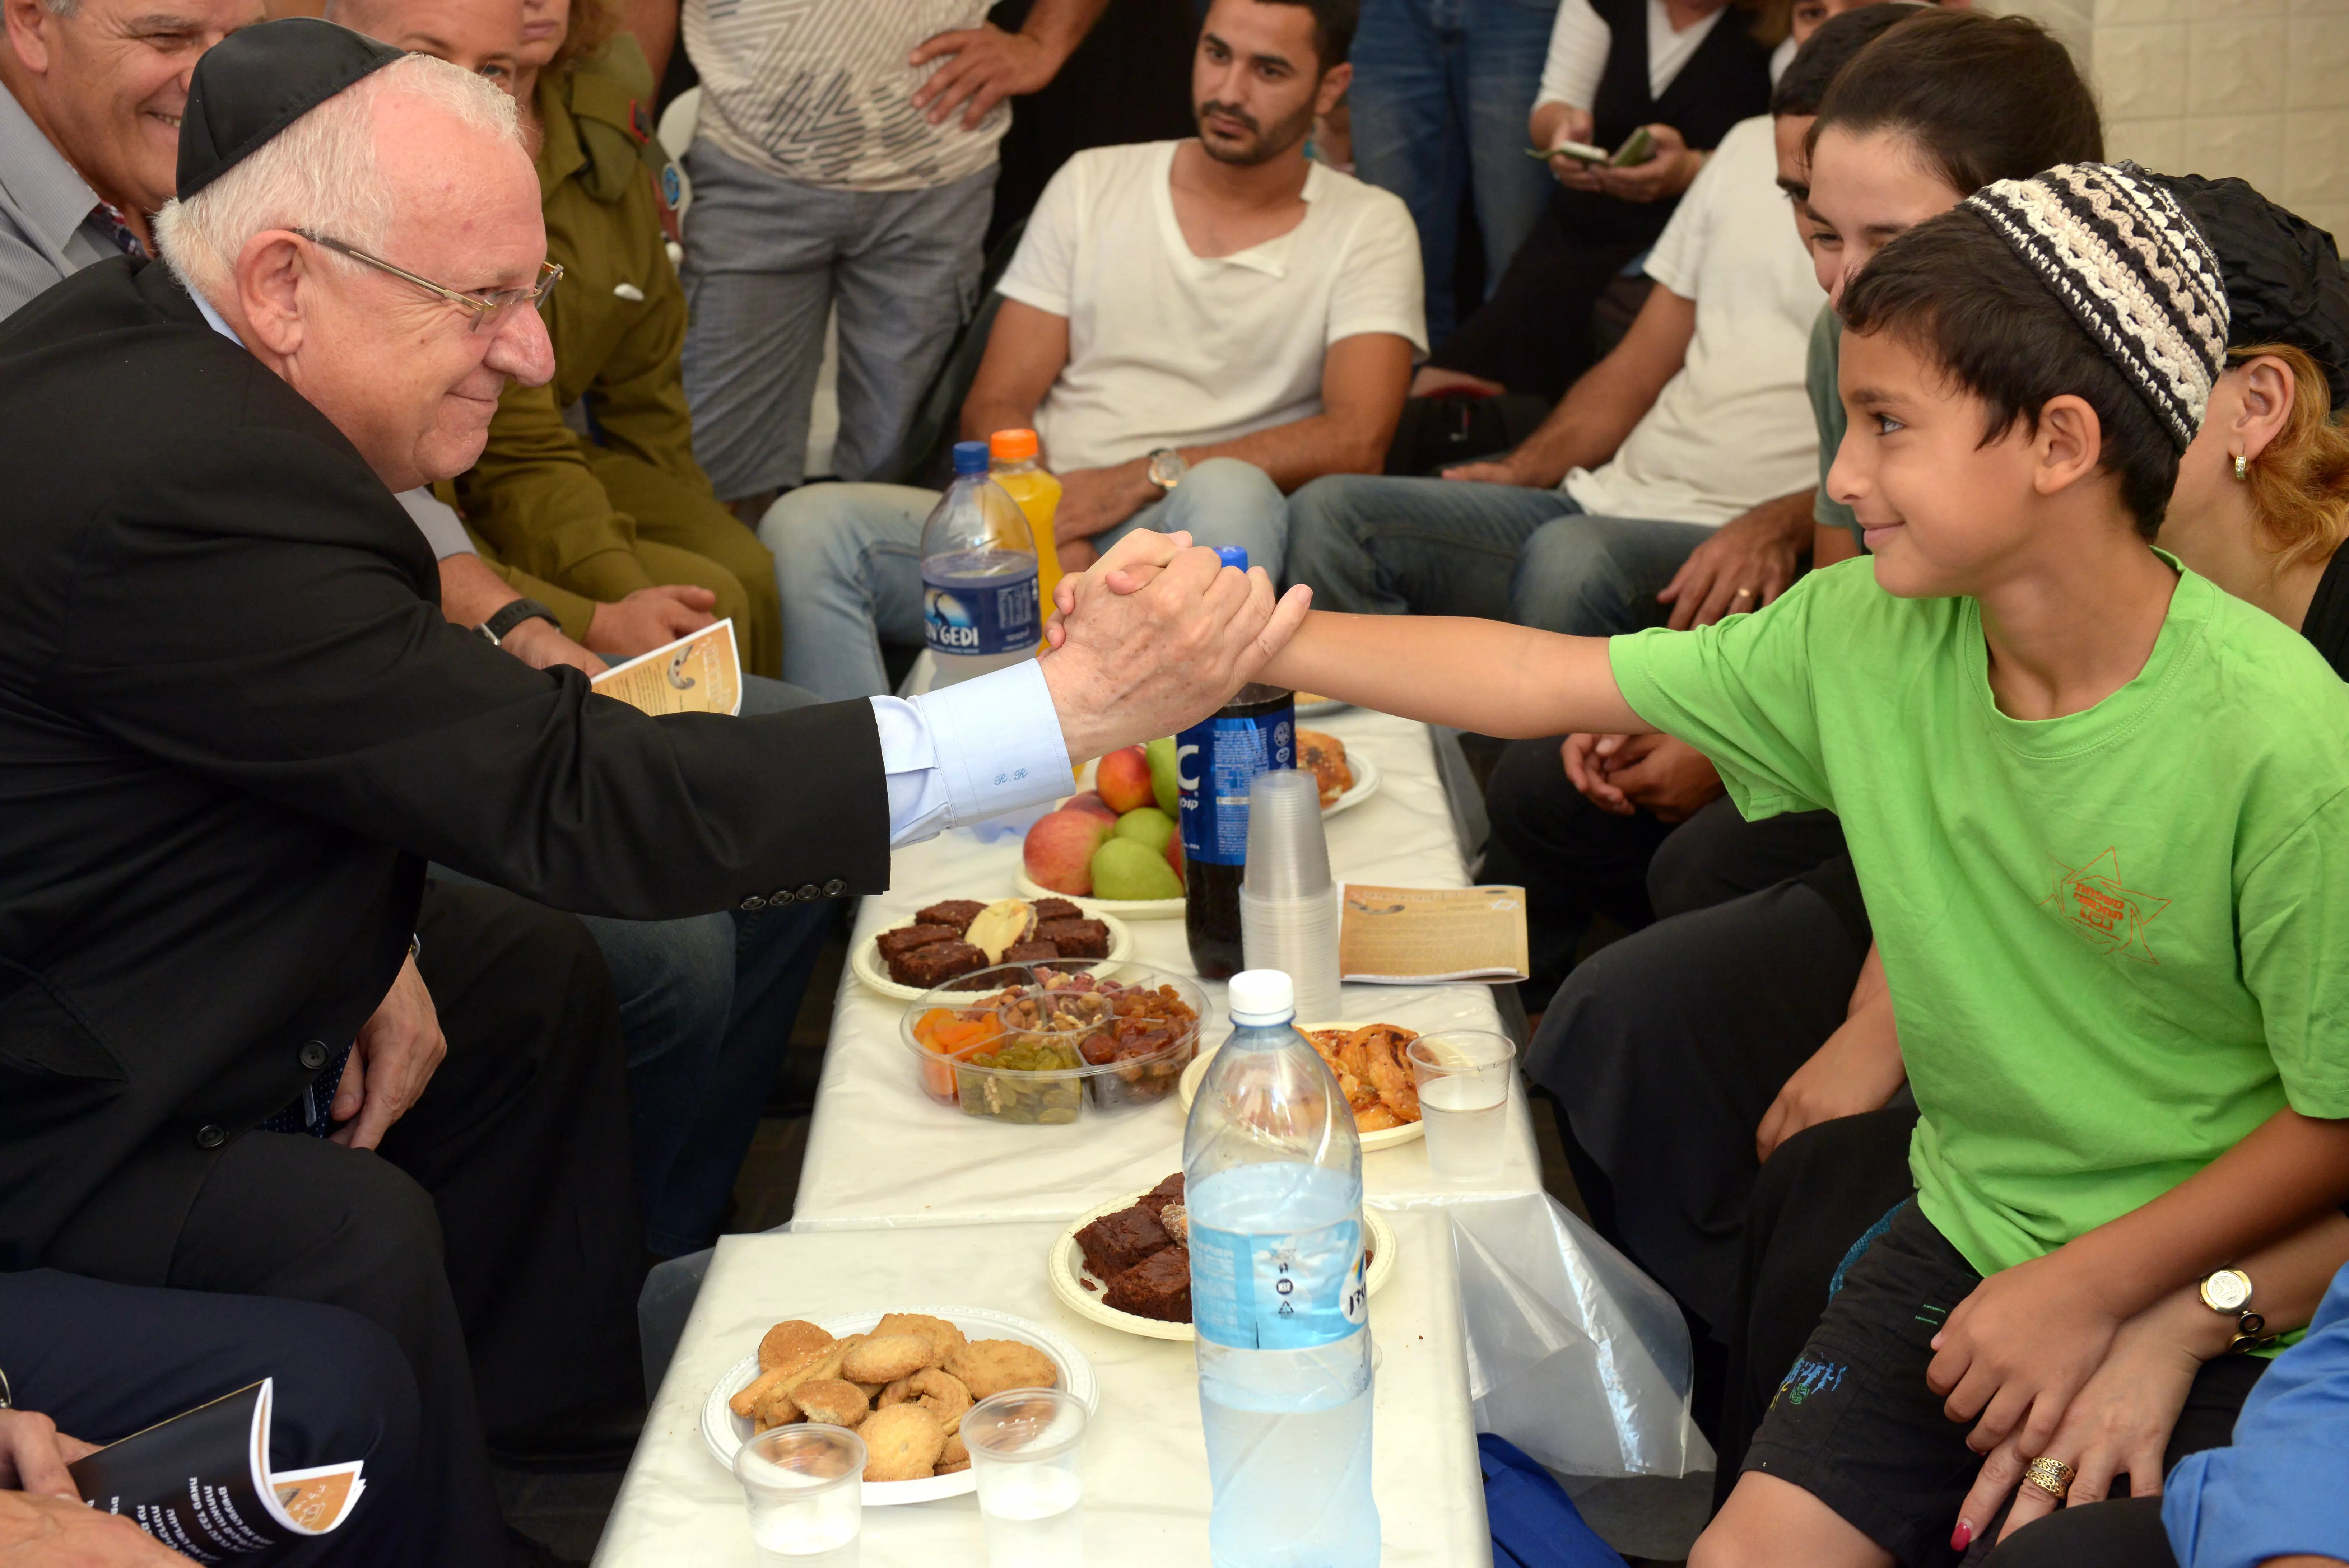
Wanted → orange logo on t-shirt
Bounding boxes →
[2041,847,2169,964]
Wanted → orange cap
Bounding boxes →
[989,428,1038,462]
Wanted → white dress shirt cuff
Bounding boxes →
[870,659,1072,848]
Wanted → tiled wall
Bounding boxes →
[1997,0,2348,243]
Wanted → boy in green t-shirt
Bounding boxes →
[1122,163,2349,1564]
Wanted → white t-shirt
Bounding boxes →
[994,141,1427,474]
[682,0,1003,191]
[1562,115,1819,528]
[1536,0,1726,111]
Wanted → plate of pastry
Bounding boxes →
[700,1305,1097,1502]
[854,897,1133,1000]
[1047,1174,1398,1341]
[1178,1022,1427,1152]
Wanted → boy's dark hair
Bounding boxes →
[1842,209,2180,537]
[1810,11,2102,196]
[1253,0,1358,69]
[1769,3,1923,118]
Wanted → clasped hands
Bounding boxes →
[0,1409,177,1565]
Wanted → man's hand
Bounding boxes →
[909,20,1066,129]
[0,1412,95,1498]
[1562,733,1722,821]
[0,1489,181,1567]
[1928,1247,2124,1460]
[1041,529,1311,761]
[1754,946,1904,1160]
[1440,456,1544,488]
[582,584,717,659]
[1533,103,1604,192]
[1053,462,1155,546]
[331,953,446,1151]
[1654,491,1813,630]
[1591,124,1703,205]
[499,617,607,676]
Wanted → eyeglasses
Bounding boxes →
[296,229,561,331]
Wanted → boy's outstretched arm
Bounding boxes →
[1258,611,1652,740]
[1929,1105,2349,1460]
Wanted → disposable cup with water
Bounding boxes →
[1406,1031,1516,1184]
[732,1424,865,1567]
[1240,767,1331,900]
[964,1388,1088,1568]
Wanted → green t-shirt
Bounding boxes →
[1612,558,2349,1276]
[1808,303,1859,545]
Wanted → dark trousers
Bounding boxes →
[1,1267,453,1567]
[1429,213,1651,401]
[47,881,643,1568]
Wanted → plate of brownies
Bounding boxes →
[1047,1173,1397,1341]
[855,896,1133,1000]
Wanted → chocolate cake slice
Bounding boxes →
[1133,1172,1185,1218]
[1001,939,1061,964]
[915,900,988,933]
[1074,1204,1170,1280]
[877,923,959,961]
[1034,918,1110,959]
[1104,1246,1191,1322]
[1029,897,1083,924]
[889,940,987,989]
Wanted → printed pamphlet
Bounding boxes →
[589,618,742,716]
[1337,883,1530,984]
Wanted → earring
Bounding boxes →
[2234,452,2249,481]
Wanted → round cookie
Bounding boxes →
[944,1339,1059,1401]
[936,1433,971,1475]
[873,1312,968,1366]
[876,1368,972,1435]
[842,1333,933,1385]
[859,1404,946,1482]
[791,1378,869,1429]
[758,1320,832,1371]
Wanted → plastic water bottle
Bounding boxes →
[921,440,1039,690]
[1186,969,1379,1568]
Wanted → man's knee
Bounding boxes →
[1511,517,1629,634]
[1282,472,1395,587]
[1171,458,1289,574]
[758,485,922,595]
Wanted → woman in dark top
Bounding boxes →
[1420,0,1773,402]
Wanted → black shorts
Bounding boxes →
[1741,1199,1986,1568]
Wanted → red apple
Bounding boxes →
[1164,832,1185,879]
[1066,790,1117,821]
[1096,746,1154,814]
[1023,807,1115,895]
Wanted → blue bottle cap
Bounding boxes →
[950,440,991,476]
[1216,546,1250,571]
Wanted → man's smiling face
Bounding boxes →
[3,0,263,217]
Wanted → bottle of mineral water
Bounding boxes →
[1185,969,1378,1568]
[920,440,1038,690]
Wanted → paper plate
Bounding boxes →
[852,910,1134,1000]
[1320,748,1380,820]
[1048,1190,1397,1341]
[1178,1023,1426,1152]
[700,1305,1098,1502]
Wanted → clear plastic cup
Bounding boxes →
[733,1424,865,1566]
[964,1388,1089,1568]
[1406,1031,1517,1185]
[1242,767,1332,900]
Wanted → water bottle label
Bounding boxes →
[1176,710,1295,865]
[1190,1217,1366,1350]
[923,571,1039,658]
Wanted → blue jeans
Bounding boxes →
[1283,472,1715,635]
[1349,0,1560,344]
[763,457,1292,700]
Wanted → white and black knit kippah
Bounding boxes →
[1963,162,2230,451]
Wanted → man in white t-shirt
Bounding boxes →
[763,0,1424,700]
[1285,101,1820,639]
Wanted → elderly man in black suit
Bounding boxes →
[0,20,1311,1567]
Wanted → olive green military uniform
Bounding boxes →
[455,37,782,677]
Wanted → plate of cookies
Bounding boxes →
[1047,1174,1399,1341]
[1180,1023,1428,1152]
[701,1306,1097,1503]
[856,897,1134,1000]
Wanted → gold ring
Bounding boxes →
[2022,1456,2075,1501]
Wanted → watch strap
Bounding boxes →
[479,597,559,645]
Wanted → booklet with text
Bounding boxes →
[589,618,741,716]
[70,1378,365,1560]
[1338,883,1530,984]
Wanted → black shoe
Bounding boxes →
[508,1526,586,1567]
[488,1401,646,1473]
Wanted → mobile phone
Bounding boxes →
[1525,141,1610,164]
[1609,126,1657,167]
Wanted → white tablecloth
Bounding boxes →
[791,706,1545,1232]
[595,1214,1488,1567]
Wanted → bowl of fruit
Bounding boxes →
[900,962,1208,1123]
[1016,741,1189,917]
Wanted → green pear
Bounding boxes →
[1146,736,1181,815]
[1113,806,1176,854]
[1090,836,1184,901]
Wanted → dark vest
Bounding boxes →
[1550,0,1773,248]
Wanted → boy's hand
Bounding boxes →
[1045,527,1185,644]
[1928,1249,2123,1459]
[1754,1000,1904,1161]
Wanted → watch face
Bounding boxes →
[2202,1270,2253,1311]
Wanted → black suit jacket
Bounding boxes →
[0,258,890,1275]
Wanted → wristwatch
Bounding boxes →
[1146,448,1189,494]
[2199,1267,2276,1354]
[476,597,559,647]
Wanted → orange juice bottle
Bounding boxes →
[989,429,1064,614]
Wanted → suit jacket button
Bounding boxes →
[740,895,767,911]
[299,1041,329,1070]
[195,1125,225,1150]
[797,884,821,902]
[823,879,846,897]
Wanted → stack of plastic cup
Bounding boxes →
[1239,769,1340,1022]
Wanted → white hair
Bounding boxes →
[154,52,520,308]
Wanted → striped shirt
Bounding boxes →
[0,84,122,322]
[679,0,1007,191]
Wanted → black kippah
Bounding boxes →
[177,18,403,201]
[2132,166,2349,413]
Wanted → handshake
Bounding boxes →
[1033,529,1313,764]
